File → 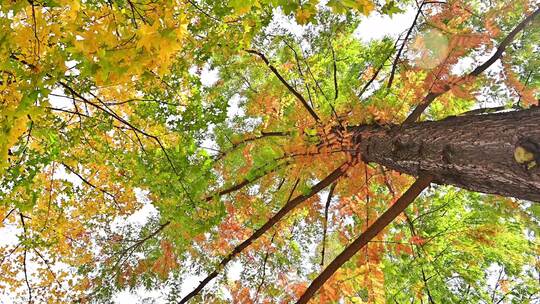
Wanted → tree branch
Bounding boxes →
[203,161,289,202]
[179,162,351,303]
[387,1,426,90]
[403,7,540,124]
[282,39,314,108]
[214,131,290,162]
[331,47,339,101]
[57,81,195,204]
[320,182,337,266]
[403,211,435,304]
[62,163,122,210]
[19,213,33,304]
[358,35,401,98]
[254,232,277,303]
[329,46,343,127]
[246,49,321,122]
[33,248,63,289]
[112,221,170,272]
[295,174,433,304]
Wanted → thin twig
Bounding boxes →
[203,161,289,202]
[19,213,33,304]
[320,182,337,266]
[246,49,321,122]
[387,2,426,90]
[358,35,401,98]
[62,163,122,210]
[254,232,277,303]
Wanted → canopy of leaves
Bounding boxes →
[0,0,539,303]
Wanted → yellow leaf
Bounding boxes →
[296,8,313,25]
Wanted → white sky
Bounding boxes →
[354,8,417,41]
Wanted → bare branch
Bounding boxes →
[331,47,339,101]
[254,232,277,303]
[282,39,314,108]
[19,213,33,304]
[2,208,16,224]
[111,222,170,272]
[23,249,32,304]
[0,243,21,268]
[329,46,343,127]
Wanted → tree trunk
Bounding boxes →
[353,107,540,202]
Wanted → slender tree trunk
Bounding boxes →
[353,107,540,202]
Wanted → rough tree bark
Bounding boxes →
[353,107,540,202]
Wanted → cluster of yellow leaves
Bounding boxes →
[62,1,188,82]
[327,0,375,16]
[393,69,427,107]
[295,6,317,25]
[0,152,147,299]
[0,174,94,301]
[0,0,192,169]
[355,0,376,15]
[0,85,27,171]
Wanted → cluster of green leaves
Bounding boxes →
[385,187,539,303]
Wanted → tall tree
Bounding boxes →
[0,0,539,303]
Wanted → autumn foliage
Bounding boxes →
[1,0,539,303]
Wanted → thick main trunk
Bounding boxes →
[353,107,540,202]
